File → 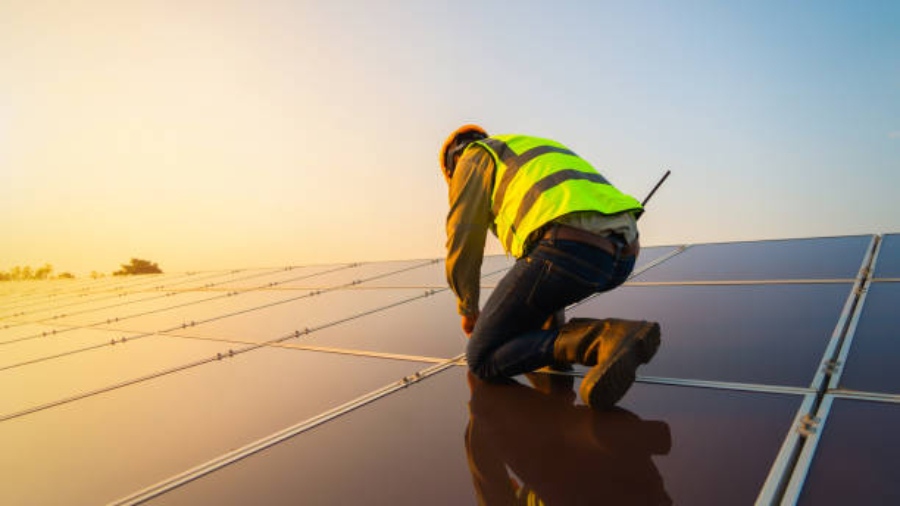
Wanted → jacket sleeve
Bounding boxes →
[445,147,494,317]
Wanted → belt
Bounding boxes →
[540,224,640,258]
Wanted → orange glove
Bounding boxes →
[461,312,479,337]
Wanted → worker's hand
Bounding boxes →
[461,312,479,337]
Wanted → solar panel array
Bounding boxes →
[1,234,897,505]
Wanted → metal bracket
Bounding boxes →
[797,414,821,437]
[822,359,842,375]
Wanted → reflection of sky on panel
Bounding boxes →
[873,233,900,278]
[837,282,900,394]
[0,272,178,304]
[0,278,94,300]
[632,236,870,282]
[50,291,223,327]
[173,289,428,343]
[798,399,900,504]
[277,260,434,288]
[0,327,127,370]
[299,290,485,358]
[358,255,512,288]
[633,245,681,271]
[0,323,70,344]
[570,284,851,386]
[89,291,314,333]
[0,272,208,316]
[0,271,241,322]
[0,335,230,415]
[151,367,800,506]
[198,264,344,289]
[0,349,422,506]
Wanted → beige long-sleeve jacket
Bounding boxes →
[445,145,638,317]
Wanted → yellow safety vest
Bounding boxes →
[469,134,643,258]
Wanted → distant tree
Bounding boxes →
[34,264,53,280]
[0,264,55,281]
[113,258,163,276]
[90,271,104,279]
[57,272,75,279]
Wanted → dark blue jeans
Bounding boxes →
[467,237,636,379]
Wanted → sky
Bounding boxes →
[1,0,898,276]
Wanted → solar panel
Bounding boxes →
[301,289,487,359]
[52,291,222,327]
[0,327,123,370]
[570,284,851,386]
[873,233,899,278]
[796,398,900,504]
[170,288,431,344]
[0,335,231,416]
[275,259,435,288]
[835,282,900,394]
[632,236,870,282]
[0,348,424,505]
[147,367,802,506]
[0,233,891,505]
[87,290,320,333]
[0,323,70,344]
[357,255,512,288]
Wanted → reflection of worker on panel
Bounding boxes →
[441,125,660,408]
[465,372,672,505]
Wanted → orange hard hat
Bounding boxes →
[440,124,488,180]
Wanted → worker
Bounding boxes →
[441,124,661,409]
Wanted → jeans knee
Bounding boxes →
[465,339,493,380]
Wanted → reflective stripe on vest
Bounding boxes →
[469,135,643,257]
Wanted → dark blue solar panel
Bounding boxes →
[798,398,900,505]
[873,233,900,278]
[570,284,851,386]
[837,282,900,394]
[633,236,871,282]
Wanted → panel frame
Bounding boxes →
[756,393,818,506]
[826,235,881,391]
[779,395,835,505]
[776,235,883,505]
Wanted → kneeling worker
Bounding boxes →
[441,124,661,409]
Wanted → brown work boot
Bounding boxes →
[577,319,661,410]
[553,318,633,366]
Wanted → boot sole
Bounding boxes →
[581,322,661,410]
